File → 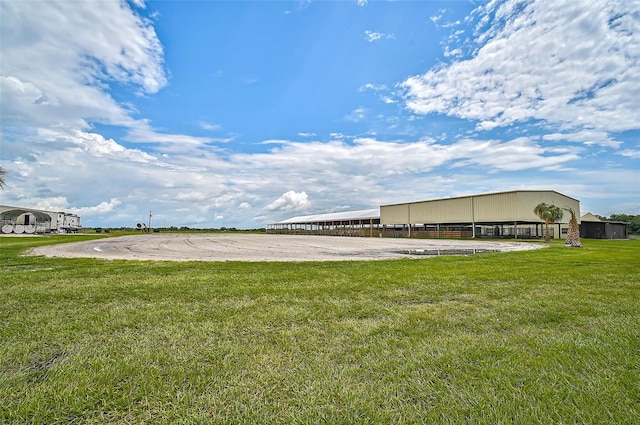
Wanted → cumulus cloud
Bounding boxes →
[69,199,123,215]
[0,0,198,154]
[401,0,640,136]
[264,191,310,212]
[28,197,121,217]
[0,1,165,130]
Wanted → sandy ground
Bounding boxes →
[29,234,543,262]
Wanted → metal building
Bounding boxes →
[0,205,82,234]
[380,190,580,239]
[270,190,581,240]
[268,208,381,236]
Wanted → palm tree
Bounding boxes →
[0,166,6,190]
[534,202,564,243]
[564,207,581,247]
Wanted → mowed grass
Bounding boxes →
[1,235,638,424]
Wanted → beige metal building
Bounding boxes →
[270,190,580,239]
[380,190,580,239]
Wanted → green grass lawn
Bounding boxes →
[1,235,638,424]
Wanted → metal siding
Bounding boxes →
[516,191,580,223]
[380,191,580,226]
[380,204,409,224]
[473,192,519,222]
[409,197,472,223]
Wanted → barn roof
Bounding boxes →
[275,208,379,225]
[580,212,602,222]
[0,208,52,222]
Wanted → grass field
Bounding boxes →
[1,235,638,424]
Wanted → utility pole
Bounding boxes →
[148,209,152,232]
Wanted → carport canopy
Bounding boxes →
[0,208,52,223]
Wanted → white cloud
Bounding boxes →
[401,0,640,136]
[357,0,368,6]
[0,1,165,131]
[359,83,388,92]
[364,30,383,42]
[264,191,310,212]
[198,121,220,131]
[345,107,367,122]
[0,126,595,227]
[430,8,460,30]
[69,199,123,216]
[543,130,621,149]
[125,120,214,147]
[619,149,640,159]
[29,197,121,217]
[364,30,393,43]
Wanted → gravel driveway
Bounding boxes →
[30,234,543,262]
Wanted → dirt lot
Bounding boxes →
[29,234,543,262]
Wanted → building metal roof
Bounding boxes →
[580,212,602,222]
[0,208,52,223]
[274,208,380,225]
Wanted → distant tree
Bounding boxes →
[0,166,6,189]
[534,202,564,243]
[564,208,581,247]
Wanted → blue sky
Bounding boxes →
[1,0,638,228]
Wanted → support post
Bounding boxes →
[471,196,476,238]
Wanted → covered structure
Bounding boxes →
[269,190,581,240]
[268,208,381,236]
[0,205,81,234]
[380,190,580,239]
[580,212,628,239]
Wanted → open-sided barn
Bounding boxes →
[268,208,381,237]
[270,190,581,240]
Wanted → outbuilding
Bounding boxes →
[579,212,628,239]
[0,205,82,234]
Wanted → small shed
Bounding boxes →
[580,212,628,239]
